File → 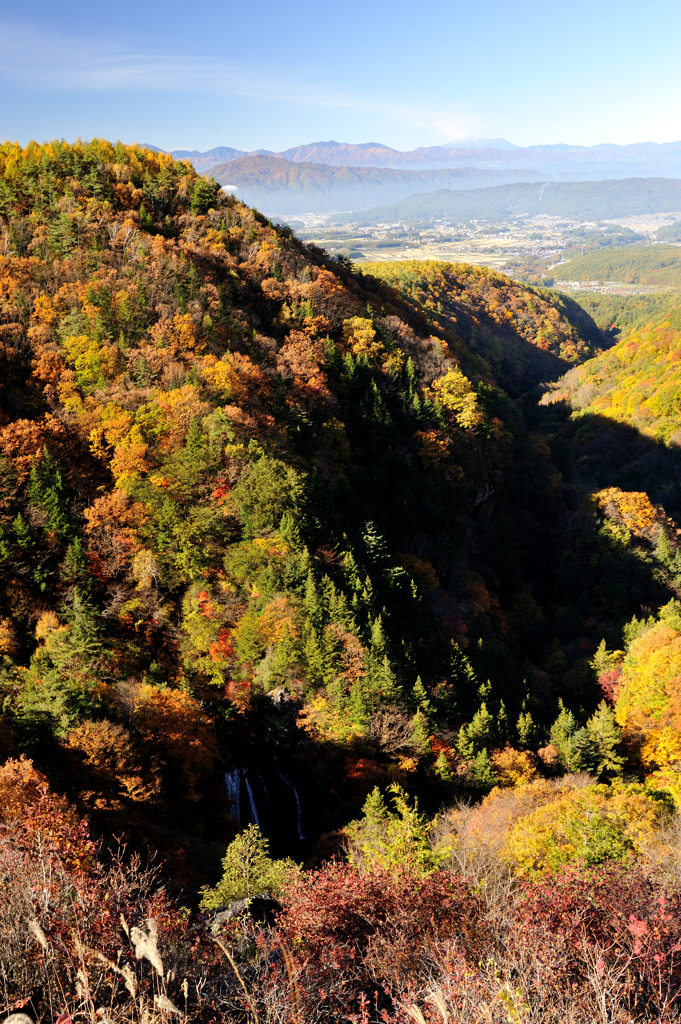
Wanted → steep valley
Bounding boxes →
[3,140,681,1023]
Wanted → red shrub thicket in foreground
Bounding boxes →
[274,862,482,1018]
[3,758,681,1024]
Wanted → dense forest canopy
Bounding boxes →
[563,288,681,335]
[359,259,600,395]
[556,244,681,288]
[4,140,681,1024]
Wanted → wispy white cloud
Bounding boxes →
[0,20,481,142]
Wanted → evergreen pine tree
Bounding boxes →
[516,709,537,749]
[457,702,494,760]
[478,677,492,702]
[450,642,478,699]
[365,654,401,705]
[340,548,362,592]
[13,513,32,550]
[61,537,88,582]
[468,702,494,751]
[370,614,388,658]
[413,676,433,719]
[199,824,297,908]
[471,749,497,788]
[184,418,205,462]
[304,570,324,630]
[586,701,625,778]
[360,578,375,610]
[63,587,104,666]
[434,748,453,780]
[362,521,389,563]
[457,722,475,761]
[348,677,370,731]
[325,580,355,631]
[550,699,593,773]
[405,356,418,400]
[279,511,304,551]
[655,529,681,574]
[303,626,327,685]
[361,785,389,827]
[591,639,616,677]
[496,699,509,745]
[410,709,431,755]
[29,448,72,538]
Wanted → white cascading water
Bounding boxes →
[274,755,305,839]
[257,769,271,807]
[224,767,242,823]
[243,772,261,827]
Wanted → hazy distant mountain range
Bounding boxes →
[163,139,681,176]
[146,139,681,217]
[205,155,547,214]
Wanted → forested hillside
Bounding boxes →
[548,307,681,440]
[5,141,681,1024]
[562,289,681,335]
[556,244,681,287]
[359,260,600,394]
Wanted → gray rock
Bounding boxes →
[209,894,281,932]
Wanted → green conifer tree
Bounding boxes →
[325,580,355,631]
[199,824,298,908]
[370,614,388,658]
[365,654,401,705]
[279,512,304,551]
[413,676,433,719]
[360,785,389,828]
[405,356,418,400]
[434,749,453,781]
[411,709,431,755]
[468,701,494,751]
[471,749,497,788]
[346,784,435,876]
[13,513,32,550]
[29,449,72,537]
[184,418,206,463]
[304,570,324,630]
[362,521,389,563]
[450,643,478,700]
[61,537,88,582]
[496,699,509,745]
[591,639,616,677]
[586,701,625,778]
[303,627,327,685]
[550,699,594,773]
[456,702,494,761]
[516,709,537,750]
[63,587,104,666]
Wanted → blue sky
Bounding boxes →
[1,0,680,152]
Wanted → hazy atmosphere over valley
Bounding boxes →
[2,0,681,1021]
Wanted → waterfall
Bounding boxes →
[224,767,241,823]
[257,769,271,807]
[243,771,261,827]
[274,755,305,840]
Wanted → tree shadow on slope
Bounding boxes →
[356,270,603,398]
[530,399,681,520]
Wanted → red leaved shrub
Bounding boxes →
[516,863,681,1019]
[274,862,481,1018]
